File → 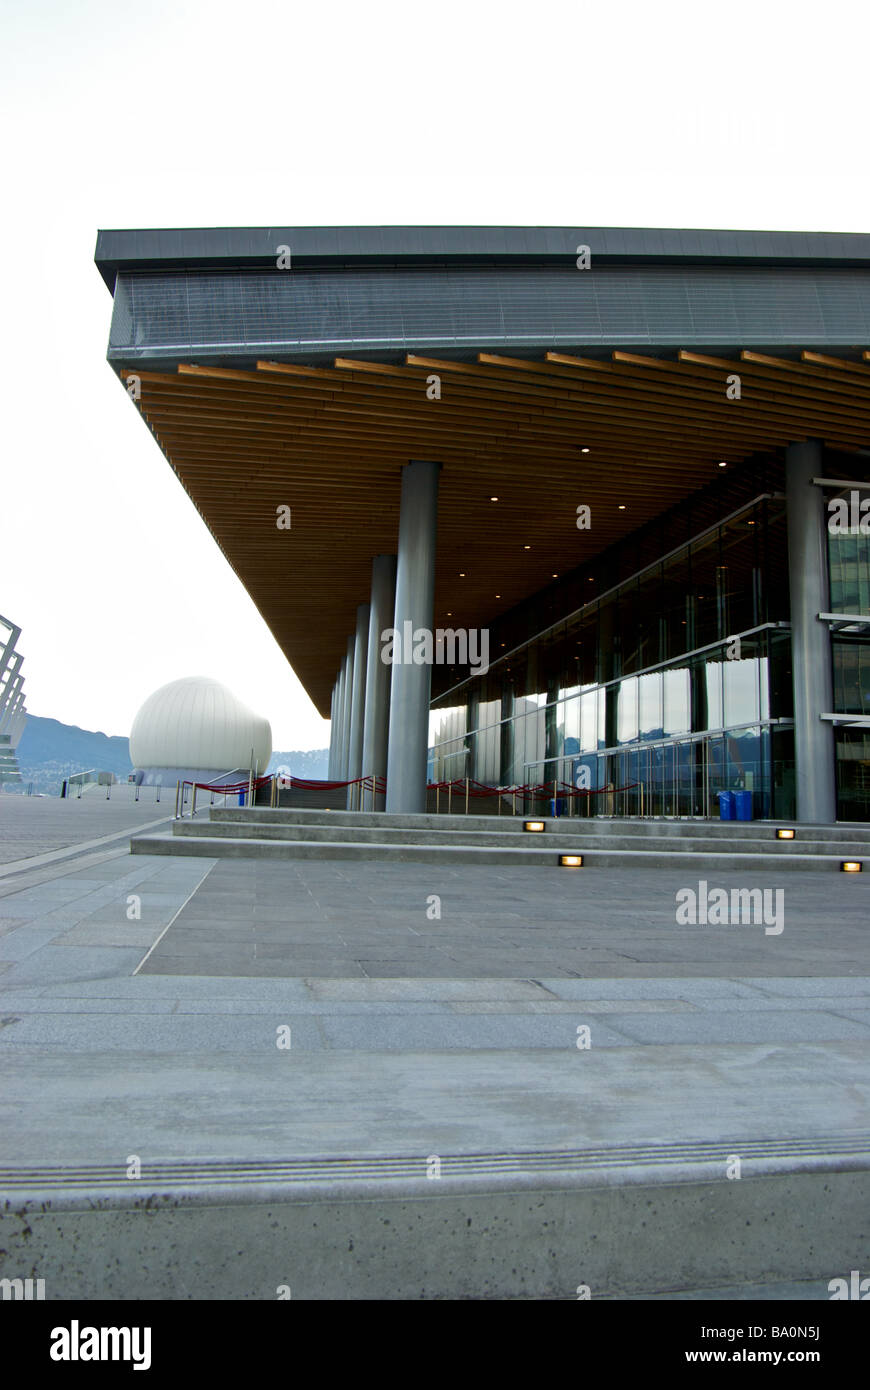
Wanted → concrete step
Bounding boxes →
[205,805,870,843]
[169,817,870,859]
[3,1136,867,1298]
[132,831,861,870]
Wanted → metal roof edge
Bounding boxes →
[94,225,870,292]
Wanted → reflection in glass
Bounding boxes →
[663,668,690,735]
[617,677,638,744]
[723,658,760,727]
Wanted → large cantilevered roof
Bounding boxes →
[97,227,870,715]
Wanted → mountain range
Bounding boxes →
[7,715,328,794]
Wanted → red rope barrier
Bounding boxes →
[181,775,639,800]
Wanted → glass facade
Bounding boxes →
[430,494,800,818]
[430,476,870,821]
[827,486,870,821]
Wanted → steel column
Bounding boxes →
[340,636,355,783]
[385,461,440,814]
[362,554,397,811]
[786,439,837,823]
[346,602,371,809]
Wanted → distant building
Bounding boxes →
[129,677,271,787]
[0,614,27,786]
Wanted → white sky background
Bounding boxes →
[1,0,867,748]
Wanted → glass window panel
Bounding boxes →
[717,511,759,635]
[834,641,870,715]
[759,654,770,720]
[724,658,760,727]
[689,529,721,648]
[663,668,691,735]
[561,694,581,753]
[827,494,870,614]
[662,547,691,660]
[580,688,598,752]
[638,672,663,739]
[617,677,639,744]
[705,659,724,730]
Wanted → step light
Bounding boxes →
[840,861,863,873]
[777,828,795,840]
[524,820,545,832]
[559,854,583,867]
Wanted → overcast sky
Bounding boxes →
[2,0,867,748]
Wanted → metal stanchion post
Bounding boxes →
[465,776,469,814]
[191,784,197,818]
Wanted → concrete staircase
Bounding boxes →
[130,807,870,871]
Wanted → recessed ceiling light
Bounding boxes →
[459,572,466,576]
[496,594,501,598]
[524,545,531,550]
[490,496,498,502]
[618,504,626,510]
[552,573,558,578]
[719,460,728,467]
[581,447,590,454]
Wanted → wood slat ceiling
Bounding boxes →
[123,349,870,716]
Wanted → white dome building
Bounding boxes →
[129,677,272,787]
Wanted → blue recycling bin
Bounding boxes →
[238,791,245,806]
[549,798,566,818]
[717,791,735,821]
[733,789,753,821]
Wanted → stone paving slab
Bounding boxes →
[128,856,870,979]
[0,1041,866,1165]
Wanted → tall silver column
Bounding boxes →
[333,661,346,782]
[340,635,355,782]
[362,554,397,811]
[385,460,440,814]
[327,682,338,780]
[786,439,836,823]
[346,602,371,809]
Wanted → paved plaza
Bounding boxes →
[0,793,868,1297]
[0,783,171,866]
[140,856,868,979]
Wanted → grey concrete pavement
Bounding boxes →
[0,836,867,1299]
[137,855,870,978]
[0,784,172,868]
